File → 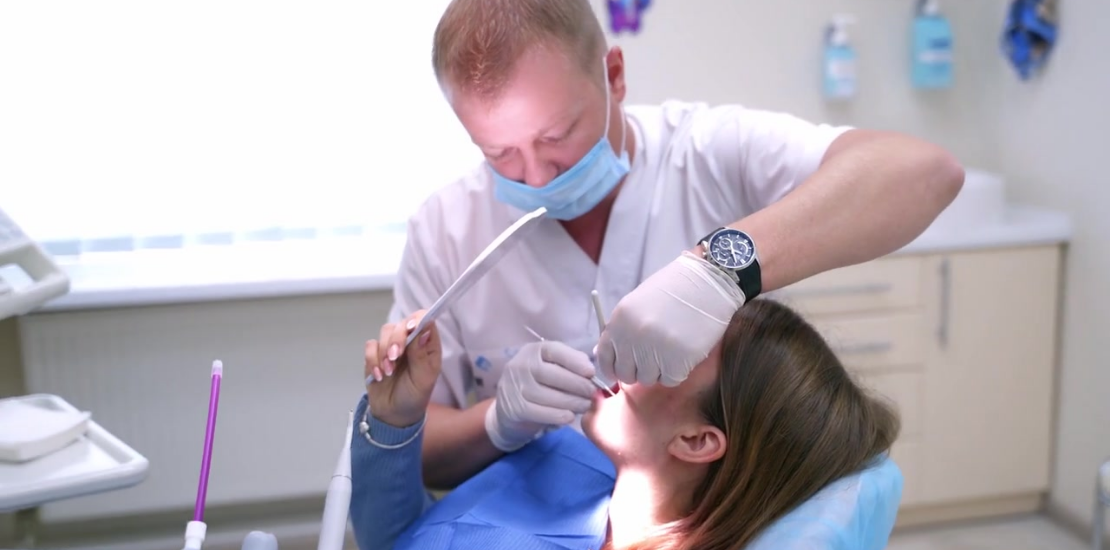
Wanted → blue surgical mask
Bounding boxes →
[491,58,630,220]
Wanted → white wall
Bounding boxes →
[982,0,1110,537]
[593,0,1006,168]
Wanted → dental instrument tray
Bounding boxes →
[0,207,70,321]
[0,393,150,512]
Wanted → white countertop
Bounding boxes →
[34,203,1073,313]
[895,204,1072,255]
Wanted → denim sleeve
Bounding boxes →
[348,394,436,550]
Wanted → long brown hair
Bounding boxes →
[612,298,900,550]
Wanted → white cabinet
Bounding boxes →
[773,245,1062,525]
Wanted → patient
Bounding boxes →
[349,298,901,550]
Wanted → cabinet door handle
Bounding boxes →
[938,258,951,349]
[834,341,894,355]
[782,282,894,298]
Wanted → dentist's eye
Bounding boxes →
[543,120,578,144]
[542,132,569,144]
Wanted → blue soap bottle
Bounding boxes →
[911,0,954,89]
[822,15,857,101]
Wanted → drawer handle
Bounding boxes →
[784,282,894,298]
[834,341,894,355]
[938,258,951,349]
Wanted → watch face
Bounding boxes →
[709,229,755,270]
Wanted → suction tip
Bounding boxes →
[212,360,223,376]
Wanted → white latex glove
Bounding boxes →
[484,340,597,452]
[596,251,746,387]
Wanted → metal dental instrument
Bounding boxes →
[523,325,614,397]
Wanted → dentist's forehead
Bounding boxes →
[450,47,596,147]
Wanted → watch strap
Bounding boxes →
[738,258,761,302]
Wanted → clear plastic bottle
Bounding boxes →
[911,0,954,89]
[823,15,858,101]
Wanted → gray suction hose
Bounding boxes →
[317,410,354,550]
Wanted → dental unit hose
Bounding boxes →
[317,410,354,550]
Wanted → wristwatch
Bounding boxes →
[698,227,762,302]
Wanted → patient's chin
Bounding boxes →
[581,391,632,460]
[581,408,599,442]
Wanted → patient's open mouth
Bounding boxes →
[598,383,620,399]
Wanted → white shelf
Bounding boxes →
[0,394,150,512]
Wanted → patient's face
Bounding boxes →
[582,347,720,467]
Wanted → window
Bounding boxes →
[0,1,481,255]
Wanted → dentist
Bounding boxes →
[383,0,964,489]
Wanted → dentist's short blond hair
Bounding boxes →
[432,0,608,102]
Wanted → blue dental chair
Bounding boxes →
[381,427,904,550]
[747,454,903,550]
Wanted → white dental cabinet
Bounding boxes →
[6,178,1073,532]
[773,202,1071,526]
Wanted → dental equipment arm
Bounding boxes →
[349,395,436,550]
[317,411,354,550]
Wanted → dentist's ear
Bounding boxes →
[668,424,726,464]
[605,46,627,103]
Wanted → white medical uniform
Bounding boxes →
[389,100,851,409]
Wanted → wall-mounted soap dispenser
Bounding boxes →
[823,14,858,101]
[911,0,954,89]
